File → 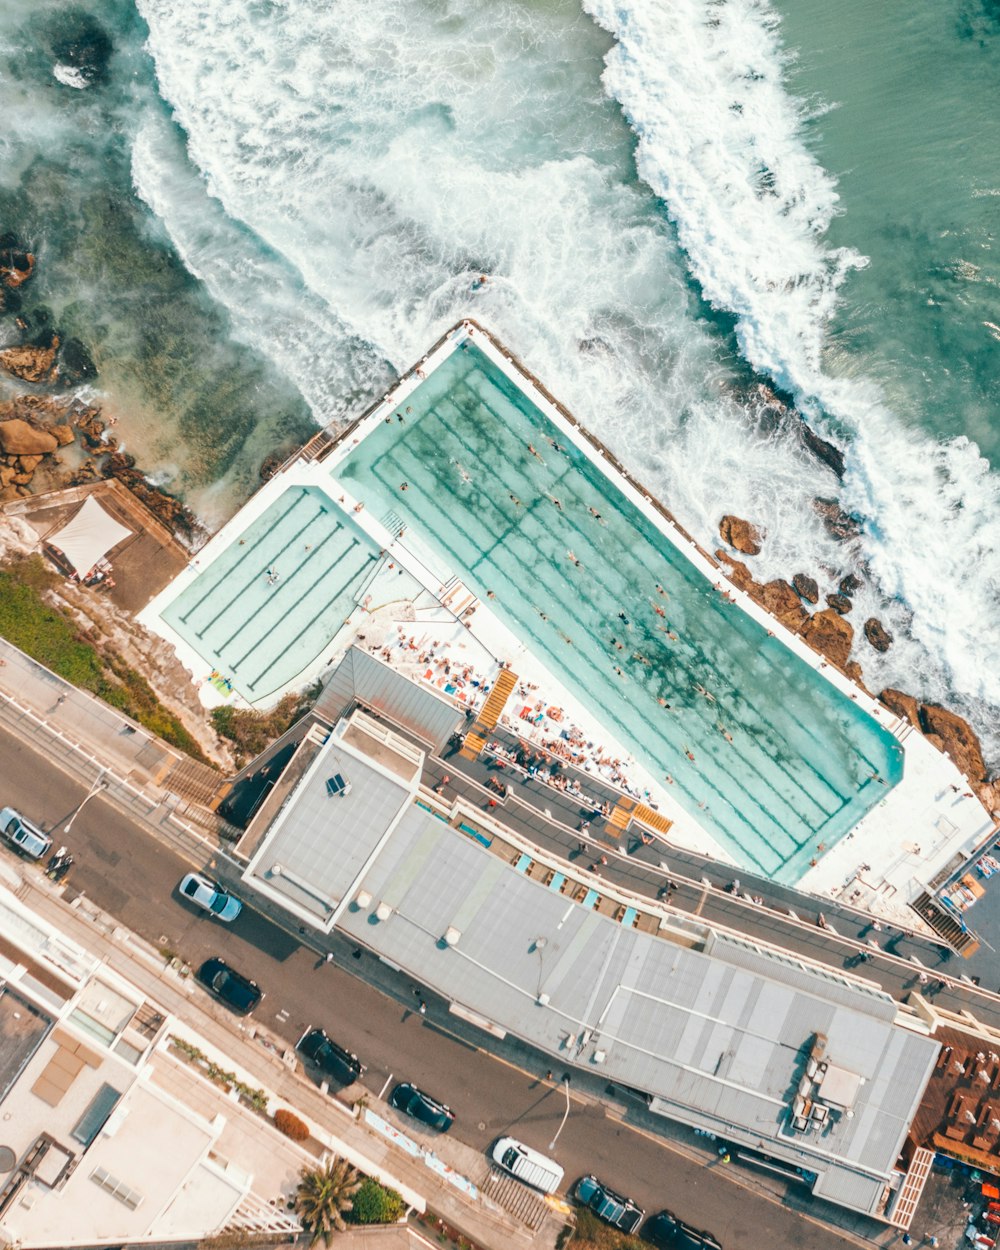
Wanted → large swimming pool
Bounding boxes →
[334,342,902,883]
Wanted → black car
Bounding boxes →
[297,1027,365,1086]
[196,958,263,1016]
[389,1082,455,1132]
[643,1210,722,1250]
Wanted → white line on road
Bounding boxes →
[378,1072,393,1100]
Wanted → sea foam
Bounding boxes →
[135,0,1000,760]
[585,0,1000,727]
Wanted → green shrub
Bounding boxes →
[349,1177,405,1224]
[211,690,312,765]
[0,556,210,763]
[273,1108,310,1142]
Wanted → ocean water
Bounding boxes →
[2,0,999,767]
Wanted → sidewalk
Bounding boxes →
[14,871,561,1250]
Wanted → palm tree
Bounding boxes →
[294,1156,363,1246]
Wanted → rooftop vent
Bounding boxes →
[375,901,393,921]
[444,926,461,947]
[355,890,373,909]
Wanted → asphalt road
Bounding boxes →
[0,723,868,1250]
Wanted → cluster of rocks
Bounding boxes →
[0,397,75,502]
[716,513,890,678]
[717,513,998,806]
[0,238,197,540]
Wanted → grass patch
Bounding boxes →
[0,555,210,763]
[211,689,316,767]
[570,1209,647,1250]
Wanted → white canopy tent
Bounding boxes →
[47,495,133,577]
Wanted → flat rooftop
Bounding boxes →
[253,730,938,1219]
[244,710,421,925]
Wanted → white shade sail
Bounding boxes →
[47,495,133,577]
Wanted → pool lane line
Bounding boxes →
[245,548,379,693]
[198,505,332,644]
[177,488,307,626]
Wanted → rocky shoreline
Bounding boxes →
[0,236,199,541]
[716,512,1000,816]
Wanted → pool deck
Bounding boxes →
[139,319,995,916]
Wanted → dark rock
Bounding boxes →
[719,514,762,556]
[48,11,114,86]
[879,688,921,729]
[864,618,893,652]
[0,235,35,290]
[920,703,988,787]
[838,573,862,596]
[56,338,97,386]
[0,338,59,384]
[0,420,57,456]
[800,608,854,669]
[800,425,846,478]
[792,573,819,604]
[714,550,755,594]
[826,593,852,615]
[259,450,287,481]
[812,497,863,542]
[757,579,808,632]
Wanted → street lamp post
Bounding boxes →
[548,1074,571,1151]
[64,771,107,835]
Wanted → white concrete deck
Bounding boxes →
[139,321,995,916]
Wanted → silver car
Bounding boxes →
[0,807,52,860]
[178,872,242,922]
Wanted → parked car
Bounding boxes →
[196,958,262,1015]
[178,872,242,922]
[575,1174,644,1233]
[491,1138,564,1194]
[643,1210,722,1250]
[0,807,52,860]
[297,1027,365,1086]
[389,1082,455,1132]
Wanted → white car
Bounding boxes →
[0,807,52,860]
[178,872,242,922]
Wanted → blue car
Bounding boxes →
[575,1174,644,1233]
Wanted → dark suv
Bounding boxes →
[389,1082,455,1132]
[297,1027,365,1086]
[196,957,263,1015]
[644,1210,722,1250]
[575,1174,644,1233]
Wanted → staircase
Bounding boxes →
[911,891,981,957]
[477,669,518,731]
[480,1169,549,1231]
[459,670,518,761]
[634,803,672,836]
[607,797,637,834]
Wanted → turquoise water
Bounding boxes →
[336,343,902,883]
[163,486,381,699]
[775,0,1000,454]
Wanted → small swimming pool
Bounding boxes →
[163,485,382,700]
[335,342,902,883]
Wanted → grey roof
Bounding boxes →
[244,718,415,921]
[334,806,939,1214]
[315,648,463,751]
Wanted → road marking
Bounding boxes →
[378,1072,393,1100]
